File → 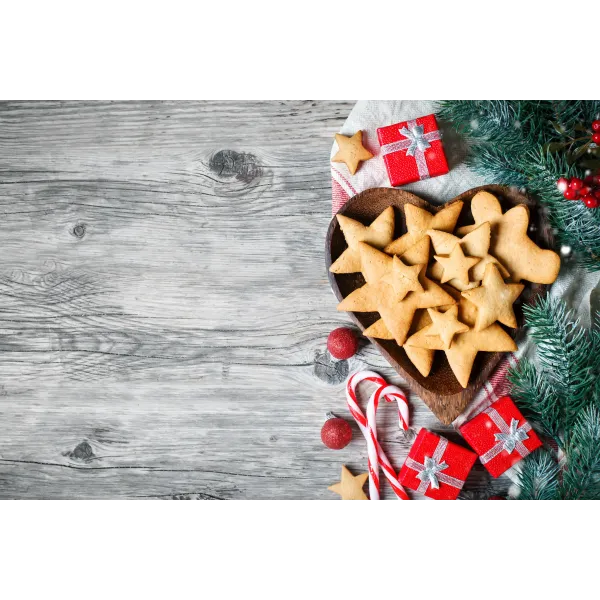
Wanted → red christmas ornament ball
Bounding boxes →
[564,188,578,200]
[592,133,600,144]
[592,120,600,132]
[321,415,353,450]
[583,195,600,208]
[569,177,584,190]
[327,327,358,359]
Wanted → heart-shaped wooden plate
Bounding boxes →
[326,185,552,424]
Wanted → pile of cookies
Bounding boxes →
[330,191,561,388]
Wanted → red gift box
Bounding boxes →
[398,429,476,500]
[377,114,449,187]
[459,396,542,478]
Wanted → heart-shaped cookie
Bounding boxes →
[325,185,553,424]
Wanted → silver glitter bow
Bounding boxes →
[379,119,442,180]
[495,418,529,453]
[399,124,431,156]
[416,456,448,490]
[480,409,532,465]
[405,436,466,493]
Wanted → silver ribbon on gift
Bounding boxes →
[380,119,442,180]
[405,436,466,494]
[479,408,532,465]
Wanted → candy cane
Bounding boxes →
[346,371,410,500]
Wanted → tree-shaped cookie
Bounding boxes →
[456,191,560,284]
[329,206,395,275]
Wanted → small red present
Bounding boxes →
[398,429,476,500]
[377,114,449,187]
[459,396,543,478]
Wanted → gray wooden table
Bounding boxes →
[0,101,508,499]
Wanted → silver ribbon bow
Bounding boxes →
[380,119,442,180]
[405,436,466,494]
[416,456,449,490]
[399,124,431,156]
[480,409,532,465]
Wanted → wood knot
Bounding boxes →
[65,440,96,462]
[209,150,262,183]
[313,350,348,385]
[71,223,86,239]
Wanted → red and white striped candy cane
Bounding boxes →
[346,371,410,500]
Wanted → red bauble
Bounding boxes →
[592,120,600,132]
[569,177,584,190]
[580,185,592,197]
[321,414,353,449]
[583,195,600,208]
[592,133,600,144]
[584,174,595,185]
[594,189,600,200]
[327,327,358,359]
[564,188,578,200]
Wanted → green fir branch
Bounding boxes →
[560,406,600,500]
[515,450,559,500]
[438,100,600,271]
[509,297,600,500]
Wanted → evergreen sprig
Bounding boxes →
[438,101,600,271]
[508,296,600,500]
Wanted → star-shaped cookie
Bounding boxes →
[376,269,456,346]
[337,236,430,312]
[427,222,509,290]
[434,244,481,287]
[329,206,395,275]
[425,306,469,349]
[328,465,368,500]
[338,239,455,346]
[385,201,463,256]
[331,131,373,175]
[405,298,517,388]
[455,191,561,284]
[461,263,524,331]
[381,255,423,302]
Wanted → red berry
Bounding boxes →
[569,177,584,190]
[594,189,600,200]
[580,185,592,197]
[592,120,600,132]
[583,195,599,208]
[584,175,595,185]
[564,188,578,200]
[592,133,600,144]
[556,177,569,193]
[321,415,353,449]
[327,327,358,359]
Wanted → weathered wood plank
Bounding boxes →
[0,101,509,499]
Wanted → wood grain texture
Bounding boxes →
[0,101,510,499]
[326,185,551,424]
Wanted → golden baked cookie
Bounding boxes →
[331,131,373,175]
